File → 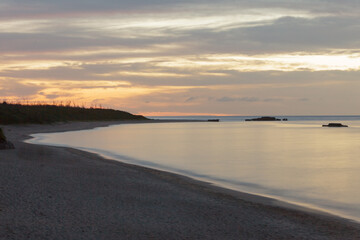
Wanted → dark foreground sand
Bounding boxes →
[1,121,360,240]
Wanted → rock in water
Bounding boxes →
[245,116,281,121]
[0,128,15,150]
[0,127,6,142]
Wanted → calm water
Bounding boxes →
[28,117,360,222]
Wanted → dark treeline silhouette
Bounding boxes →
[0,102,148,124]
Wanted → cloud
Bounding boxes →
[39,93,60,99]
[2,0,360,20]
[241,16,360,52]
[217,97,284,103]
[0,79,43,97]
[3,60,360,88]
[217,97,260,102]
[2,14,360,60]
[1,0,360,115]
[180,16,360,54]
[38,91,74,100]
[263,98,283,102]
[0,31,162,54]
[185,97,198,102]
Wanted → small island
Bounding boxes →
[245,116,281,121]
[322,123,348,127]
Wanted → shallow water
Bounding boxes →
[28,119,360,222]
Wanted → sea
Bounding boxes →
[27,115,360,222]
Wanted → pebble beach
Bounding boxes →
[1,121,360,239]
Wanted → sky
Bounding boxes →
[1,0,360,116]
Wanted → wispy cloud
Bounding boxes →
[1,0,360,115]
[217,97,259,102]
[0,79,43,97]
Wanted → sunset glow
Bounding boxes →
[1,0,360,115]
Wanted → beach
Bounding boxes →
[1,122,360,239]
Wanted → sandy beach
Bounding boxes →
[1,121,360,239]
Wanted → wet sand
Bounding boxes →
[1,121,360,239]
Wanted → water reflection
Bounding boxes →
[29,121,360,221]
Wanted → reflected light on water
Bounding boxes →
[29,120,360,222]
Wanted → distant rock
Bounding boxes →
[0,128,15,150]
[245,116,281,121]
[322,123,348,127]
[0,127,6,142]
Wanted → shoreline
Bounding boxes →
[29,136,360,225]
[1,121,360,239]
[25,120,360,224]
